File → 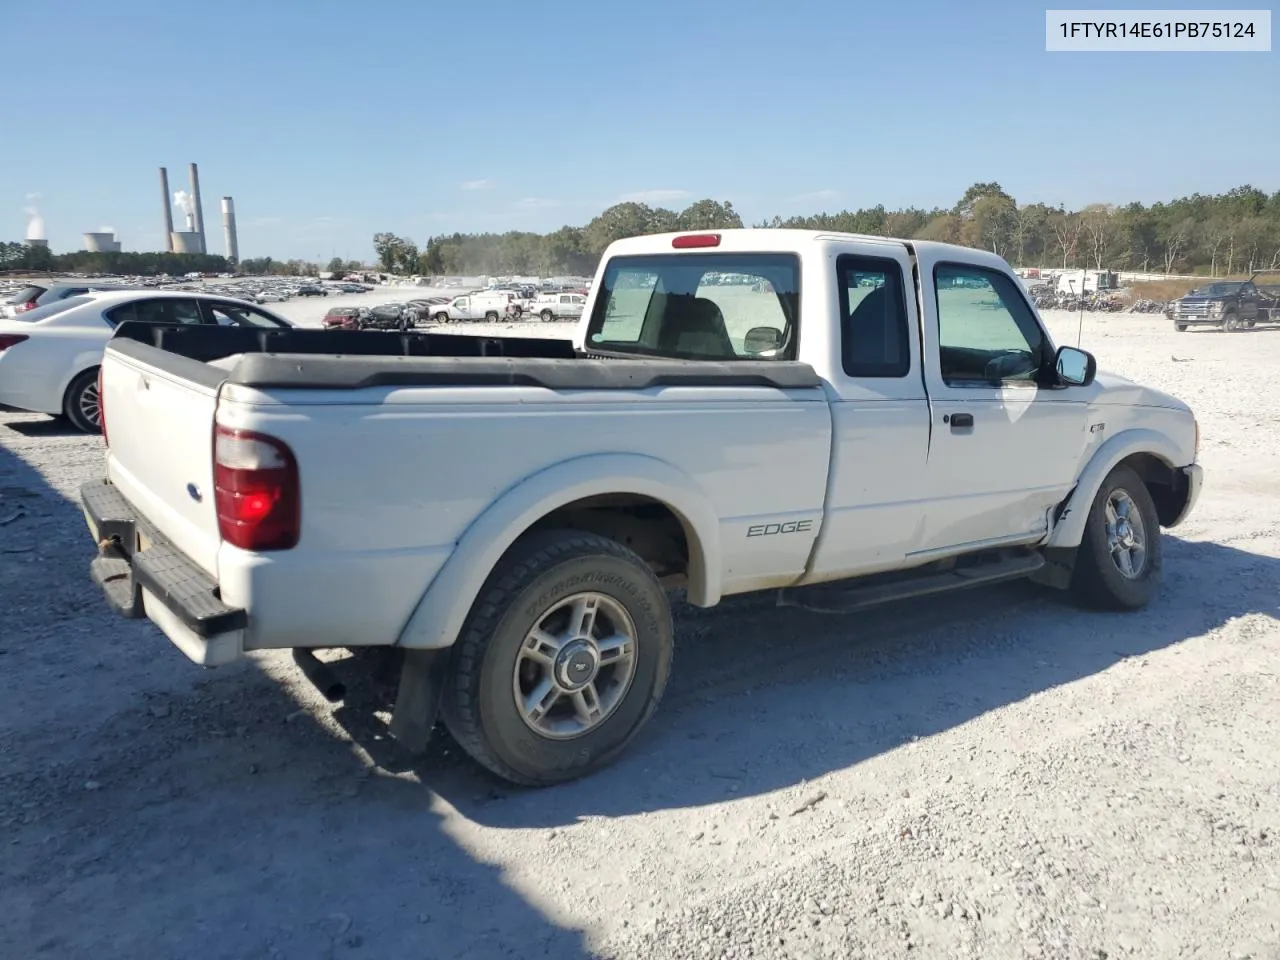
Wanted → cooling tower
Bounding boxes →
[84,232,121,253]
[171,231,203,255]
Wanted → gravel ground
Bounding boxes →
[1,310,1278,960]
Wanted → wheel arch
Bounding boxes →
[395,453,722,650]
[1046,428,1190,549]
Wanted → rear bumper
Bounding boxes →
[80,479,246,666]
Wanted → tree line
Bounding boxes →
[380,185,1280,278]
[0,243,233,277]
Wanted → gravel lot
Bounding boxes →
[1,310,1277,960]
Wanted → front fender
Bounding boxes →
[395,453,722,650]
[1045,428,1188,549]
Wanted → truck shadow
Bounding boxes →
[0,427,599,960]
[326,534,1280,829]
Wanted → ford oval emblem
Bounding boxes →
[186,483,202,502]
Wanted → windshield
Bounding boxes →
[584,252,799,361]
[11,296,94,322]
[1190,282,1242,296]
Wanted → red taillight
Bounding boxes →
[98,367,108,445]
[13,301,35,314]
[0,334,29,351]
[672,233,721,249]
[213,425,300,551]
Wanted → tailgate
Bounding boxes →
[100,344,224,578]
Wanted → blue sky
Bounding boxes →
[3,0,1276,260]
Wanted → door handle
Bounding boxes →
[947,412,974,429]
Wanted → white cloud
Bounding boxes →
[617,189,691,205]
[792,189,841,204]
[514,197,557,209]
[461,179,494,191]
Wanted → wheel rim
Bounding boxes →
[79,379,102,427]
[512,591,638,740]
[1105,489,1147,579]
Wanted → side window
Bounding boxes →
[837,255,911,378]
[207,302,285,328]
[106,299,202,326]
[560,295,571,304]
[934,264,1046,386]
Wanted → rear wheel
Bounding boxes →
[511,306,523,319]
[440,530,673,786]
[1070,464,1161,611]
[485,311,499,322]
[63,368,102,434]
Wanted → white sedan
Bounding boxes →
[0,290,291,433]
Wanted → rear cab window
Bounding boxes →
[585,253,799,361]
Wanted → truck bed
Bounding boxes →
[109,322,821,391]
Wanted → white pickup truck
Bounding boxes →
[81,229,1202,786]
[427,292,510,323]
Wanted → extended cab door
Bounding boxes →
[913,249,1091,555]
[800,241,933,582]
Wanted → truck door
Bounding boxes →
[913,248,1091,555]
[800,243,933,582]
[453,297,470,320]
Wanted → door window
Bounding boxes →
[934,264,1047,386]
[837,255,911,378]
[106,298,204,326]
[206,302,288,328]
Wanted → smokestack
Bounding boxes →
[221,197,239,263]
[189,162,206,254]
[159,167,175,252]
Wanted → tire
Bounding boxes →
[63,368,102,434]
[511,306,523,320]
[540,309,554,322]
[1174,323,1187,332]
[440,529,674,786]
[434,312,449,324]
[485,311,499,322]
[1069,464,1161,611]
[1223,313,1239,332]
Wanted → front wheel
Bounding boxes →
[440,530,674,786]
[434,312,449,324]
[1223,314,1240,332]
[540,309,554,322]
[1174,323,1187,332]
[1069,465,1161,611]
[64,368,102,434]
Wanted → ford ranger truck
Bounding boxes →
[80,229,1204,786]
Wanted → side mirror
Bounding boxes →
[1055,345,1096,387]
[743,326,782,356]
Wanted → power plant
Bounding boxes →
[159,162,239,262]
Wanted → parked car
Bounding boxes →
[1168,271,1280,331]
[364,302,415,331]
[322,306,367,330]
[295,285,328,297]
[80,229,1201,786]
[1,281,131,319]
[0,291,291,432]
